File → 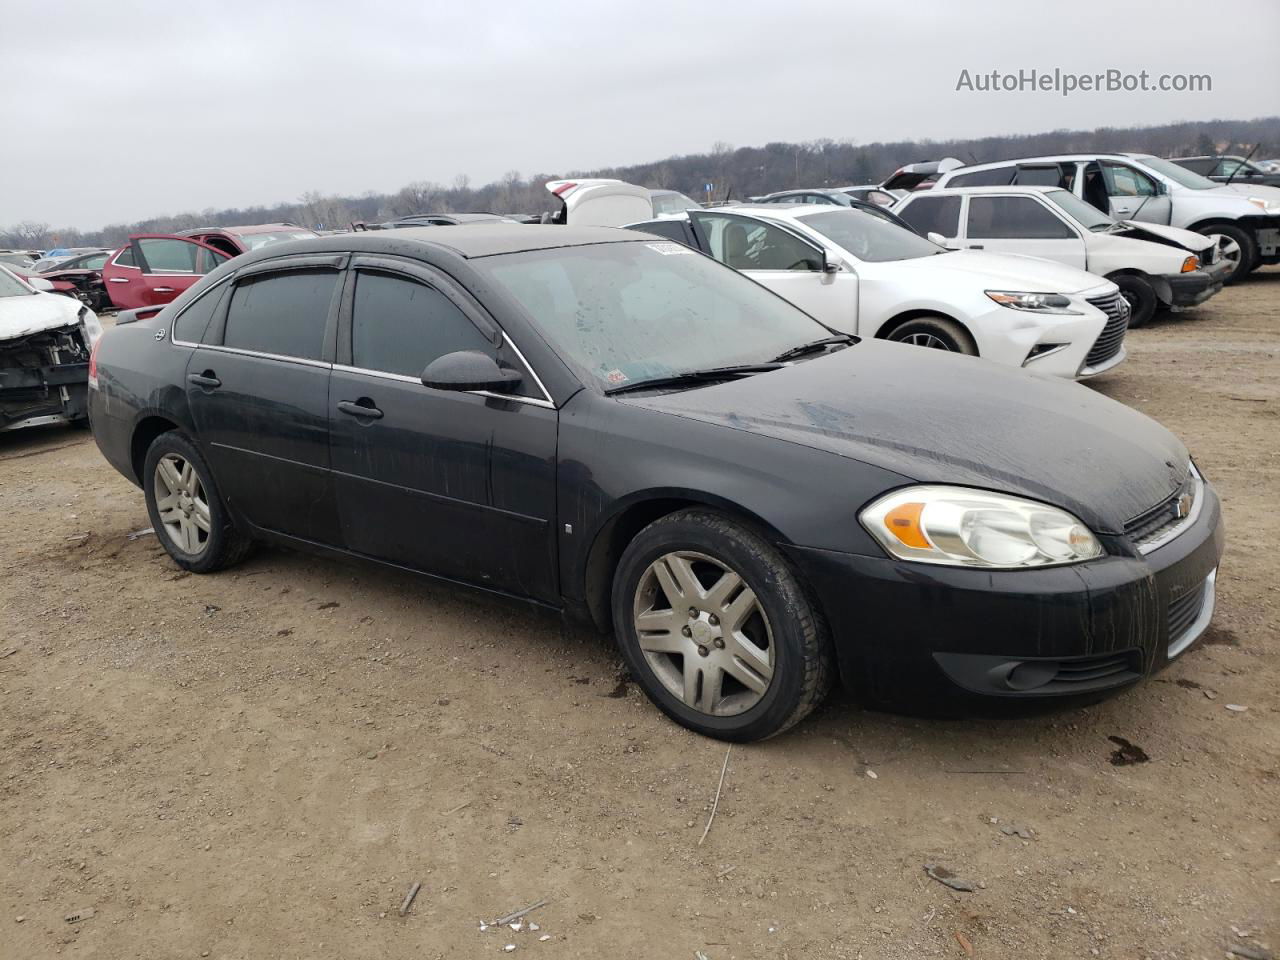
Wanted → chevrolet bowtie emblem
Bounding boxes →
[1175,492,1193,519]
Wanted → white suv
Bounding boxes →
[895,185,1228,326]
[931,153,1280,283]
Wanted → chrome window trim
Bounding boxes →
[1168,567,1216,659]
[1137,468,1204,555]
[192,343,332,370]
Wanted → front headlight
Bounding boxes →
[1248,197,1280,213]
[860,486,1104,568]
[985,291,1083,315]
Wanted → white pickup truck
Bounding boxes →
[928,153,1280,283]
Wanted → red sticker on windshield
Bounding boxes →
[605,369,629,384]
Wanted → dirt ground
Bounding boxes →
[2,269,1277,960]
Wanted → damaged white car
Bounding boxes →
[0,266,103,432]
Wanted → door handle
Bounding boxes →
[108,277,130,283]
[968,244,984,249]
[187,373,221,389]
[337,399,384,420]
[154,286,175,293]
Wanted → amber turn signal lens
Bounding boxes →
[883,502,930,549]
[1181,256,1199,273]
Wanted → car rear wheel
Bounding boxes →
[1200,224,1255,283]
[1112,274,1157,328]
[884,316,977,355]
[611,509,833,741]
[143,431,253,574]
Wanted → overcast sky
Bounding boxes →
[3,0,1277,230]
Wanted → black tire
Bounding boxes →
[611,509,833,742]
[142,430,253,574]
[884,315,977,355]
[1112,274,1158,328]
[1198,223,1256,284]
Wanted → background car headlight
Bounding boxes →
[985,291,1082,315]
[1247,197,1280,213]
[860,486,1104,568]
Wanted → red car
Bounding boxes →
[100,224,317,311]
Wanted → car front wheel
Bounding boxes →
[884,316,977,355]
[143,431,253,573]
[611,509,833,741]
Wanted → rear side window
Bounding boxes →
[897,196,961,237]
[173,285,225,344]
[223,269,338,361]
[351,271,493,378]
[114,246,136,267]
[948,168,1015,187]
[967,196,1075,240]
[627,219,695,247]
[1014,165,1066,187]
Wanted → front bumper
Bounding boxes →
[1158,262,1228,310]
[1,360,90,432]
[786,479,1225,715]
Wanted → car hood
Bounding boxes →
[627,342,1188,534]
[1221,182,1280,202]
[1114,221,1214,253]
[881,249,1110,294]
[0,291,83,340]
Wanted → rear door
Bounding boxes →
[328,256,559,600]
[185,254,346,543]
[101,235,230,310]
[963,194,1087,269]
[689,210,860,334]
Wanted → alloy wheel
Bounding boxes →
[153,453,212,554]
[631,551,774,716]
[1209,233,1241,274]
[902,332,951,350]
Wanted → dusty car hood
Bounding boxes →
[1115,221,1214,253]
[0,291,83,340]
[627,342,1188,534]
[882,250,1111,294]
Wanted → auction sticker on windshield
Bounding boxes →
[646,242,694,255]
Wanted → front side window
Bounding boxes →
[137,238,204,273]
[800,208,943,261]
[966,196,1075,240]
[351,271,494,378]
[478,240,831,391]
[223,268,338,361]
[896,196,962,238]
[696,213,823,271]
[1101,163,1157,198]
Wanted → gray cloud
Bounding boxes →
[3,0,1277,229]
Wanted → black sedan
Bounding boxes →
[88,226,1224,741]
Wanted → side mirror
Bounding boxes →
[927,231,956,248]
[822,251,842,274]
[28,276,55,292]
[1154,181,1169,196]
[421,350,522,393]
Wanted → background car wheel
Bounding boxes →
[1200,224,1256,284]
[884,316,977,355]
[1112,274,1157,328]
[143,431,253,574]
[611,509,833,742]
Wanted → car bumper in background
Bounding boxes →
[1,326,92,432]
[1160,262,1229,309]
[785,479,1225,715]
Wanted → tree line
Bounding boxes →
[4,116,1278,250]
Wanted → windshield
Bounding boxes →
[479,240,832,391]
[1133,155,1218,190]
[799,208,943,261]
[1044,189,1116,231]
[651,192,703,215]
[235,229,319,250]
[0,253,35,269]
[0,267,35,298]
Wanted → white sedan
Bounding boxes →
[0,265,103,432]
[628,204,1128,380]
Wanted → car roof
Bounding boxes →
[180,223,307,236]
[230,224,646,264]
[911,185,1062,197]
[946,152,1147,175]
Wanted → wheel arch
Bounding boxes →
[579,490,792,633]
[1104,268,1170,309]
[874,308,968,342]
[129,414,182,485]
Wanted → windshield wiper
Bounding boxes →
[770,334,856,363]
[605,363,783,396]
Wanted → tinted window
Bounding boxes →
[1179,158,1215,175]
[114,246,136,268]
[897,196,961,237]
[967,196,1075,240]
[173,284,225,344]
[1014,165,1066,187]
[696,213,822,271]
[223,269,338,360]
[352,271,493,378]
[627,219,695,246]
[138,238,203,273]
[948,168,1015,187]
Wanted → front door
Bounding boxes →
[185,255,346,544]
[328,257,559,601]
[101,235,229,310]
[1100,162,1172,224]
[689,210,861,334]
[962,194,1088,269]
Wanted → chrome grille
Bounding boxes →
[1084,292,1129,368]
